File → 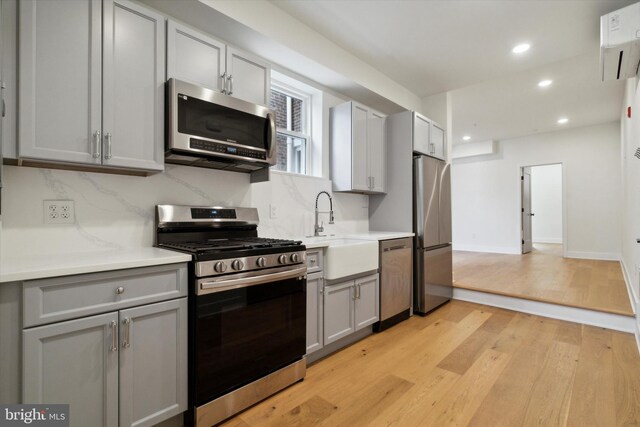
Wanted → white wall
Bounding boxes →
[620,77,640,345]
[452,121,621,259]
[531,164,563,244]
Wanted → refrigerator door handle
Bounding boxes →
[413,157,425,245]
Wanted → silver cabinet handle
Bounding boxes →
[109,320,118,352]
[371,176,375,189]
[228,75,233,95]
[104,132,112,159]
[93,131,101,158]
[115,286,125,295]
[122,318,131,349]
[357,284,361,299]
[221,72,227,94]
[352,284,357,300]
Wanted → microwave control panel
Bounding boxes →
[190,138,267,160]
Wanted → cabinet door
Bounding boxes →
[306,273,324,354]
[23,312,119,427]
[166,20,225,92]
[355,274,379,330]
[119,298,188,427]
[225,47,270,106]
[102,0,165,171]
[368,110,386,193]
[323,281,355,345]
[413,113,430,155]
[351,103,369,192]
[431,121,446,160]
[18,0,102,164]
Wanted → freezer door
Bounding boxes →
[414,245,452,315]
[439,162,452,245]
[414,156,440,249]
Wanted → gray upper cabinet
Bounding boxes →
[166,21,270,106]
[18,0,165,172]
[166,20,225,92]
[413,112,431,156]
[430,120,446,161]
[330,101,386,194]
[226,47,270,106]
[23,312,119,427]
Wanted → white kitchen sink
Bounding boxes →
[312,238,378,280]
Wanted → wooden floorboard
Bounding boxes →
[221,301,640,427]
[453,244,634,316]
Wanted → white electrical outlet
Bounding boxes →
[44,200,75,224]
[269,204,278,219]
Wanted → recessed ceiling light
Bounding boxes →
[557,117,569,124]
[512,43,531,54]
[462,135,471,141]
[538,79,552,87]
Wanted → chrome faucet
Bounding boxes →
[314,191,334,237]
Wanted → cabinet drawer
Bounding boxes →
[306,250,324,274]
[23,263,188,328]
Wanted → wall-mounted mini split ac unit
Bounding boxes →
[601,2,640,81]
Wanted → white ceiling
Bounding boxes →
[270,0,634,143]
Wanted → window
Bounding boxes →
[269,85,310,175]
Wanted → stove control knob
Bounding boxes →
[278,254,288,265]
[256,257,266,268]
[290,253,300,263]
[214,261,227,273]
[231,259,244,271]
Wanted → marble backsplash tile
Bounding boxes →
[0,165,368,256]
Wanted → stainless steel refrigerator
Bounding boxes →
[413,155,453,315]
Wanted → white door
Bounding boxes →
[166,21,226,92]
[522,167,533,253]
[102,0,165,171]
[23,312,119,427]
[368,110,386,193]
[225,47,270,106]
[18,0,102,164]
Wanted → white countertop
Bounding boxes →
[0,247,192,283]
[301,231,414,249]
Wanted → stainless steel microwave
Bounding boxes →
[166,78,276,172]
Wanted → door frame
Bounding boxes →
[518,163,567,257]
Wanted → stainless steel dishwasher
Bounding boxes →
[374,237,413,331]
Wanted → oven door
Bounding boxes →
[193,266,306,407]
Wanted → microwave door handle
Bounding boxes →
[266,112,275,160]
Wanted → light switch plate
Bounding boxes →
[269,204,278,219]
[43,200,75,224]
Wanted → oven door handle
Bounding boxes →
[198,266,307,294]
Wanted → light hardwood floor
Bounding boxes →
[453,244,634,316]
[222,301,640,427]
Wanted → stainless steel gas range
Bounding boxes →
[155,205,307,427]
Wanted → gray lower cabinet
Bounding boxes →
[22,263,188,427]
[354,275,380,330]
[305,272,324,354]
[323,273,379,345]
[18,0,165,171]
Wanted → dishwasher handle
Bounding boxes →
[380,237,413,253]
[383,245,410,252]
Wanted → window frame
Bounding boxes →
[270,81,312,175]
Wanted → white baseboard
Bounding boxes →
[620,259,640,356]
[452,244,520,255]
[533,238,563,244]
[565,251,620,261]
[453,288,635,333]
